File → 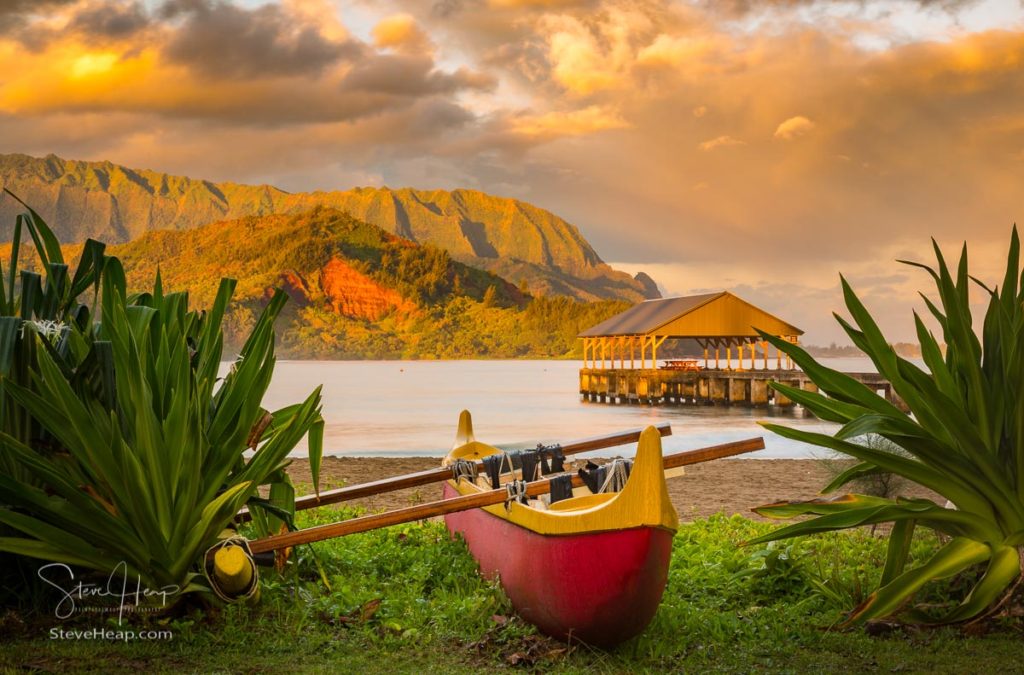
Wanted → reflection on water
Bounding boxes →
[247,359,890,459]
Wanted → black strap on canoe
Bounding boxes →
[578,461,606,494]
[507,450,523,470]
[483,452,520,489]
[535,443,565,475]
[548,445,565,473]
[578,458,634,494]
[520,451,541,482]
[549,474,574,504]
[482,454,502,489]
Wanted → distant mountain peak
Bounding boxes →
[634,271,662,299]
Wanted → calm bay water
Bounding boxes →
[255,358,889,459]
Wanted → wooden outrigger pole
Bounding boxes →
[245,436,765,555]
[238,422,674,521]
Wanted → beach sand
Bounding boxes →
[286,456,939,520]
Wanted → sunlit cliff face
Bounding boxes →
[1,0,1022,342]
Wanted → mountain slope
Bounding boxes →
[0,153,659,302]
[92,208,630,359]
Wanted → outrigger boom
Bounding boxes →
[244,436,765,555]
[237,422,674,521]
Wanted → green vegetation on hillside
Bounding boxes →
[285,294,631,360]
[3,207,630,359]
[112,207,523,308]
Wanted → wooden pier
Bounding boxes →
[576,292,905,412]
[579,367,905,410]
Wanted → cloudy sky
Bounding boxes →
[1,0,1022,343]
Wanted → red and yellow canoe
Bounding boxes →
[441,412,679,647]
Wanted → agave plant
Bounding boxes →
[751,227,1024,625]
[0,196,323,598]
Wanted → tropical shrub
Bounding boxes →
[0,192,109,606]
[0,195,323,601]
[752,227,1024,625]
[0,192,107,484]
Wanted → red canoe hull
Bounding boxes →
[442,483,673,647]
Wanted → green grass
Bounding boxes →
[1,513,1021,674]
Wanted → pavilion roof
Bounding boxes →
[578,291,802,339]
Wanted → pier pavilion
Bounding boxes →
[578,291,803,372]
[577,291,900,408]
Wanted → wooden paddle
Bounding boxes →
[238,422,674,521]
[245,436,765,555]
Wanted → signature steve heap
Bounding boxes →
[37,562,180,622]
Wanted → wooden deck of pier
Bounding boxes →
[579,367,903,409]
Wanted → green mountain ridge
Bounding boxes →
[0,152,659,302]
[91,208,632,359]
